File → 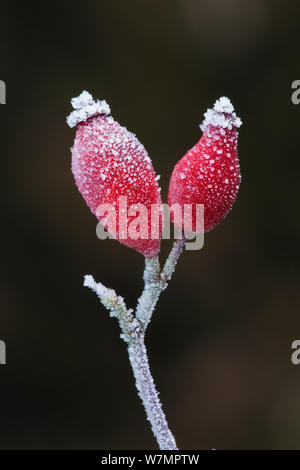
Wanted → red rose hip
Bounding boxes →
[67,91,162,257]
[168,97,242,233]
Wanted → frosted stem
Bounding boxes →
[83,274,140,342]
[161,237,186,282]
[136,237,186,330]
[84,236,185,449]
[128,334,178,450]
[135,256,166,329]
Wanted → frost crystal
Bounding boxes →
[66,90,111,128]
[200,96,242,131]
[214,96,234,114]
[71,91,94,109]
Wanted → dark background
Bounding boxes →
[1,0,300,449]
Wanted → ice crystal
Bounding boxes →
[67,91,111,128]
[200,96,242,131]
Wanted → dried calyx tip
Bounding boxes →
[66,90,111,128]
[200,96,242,132]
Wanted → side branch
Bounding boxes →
[161,237,186,282]
[84,275,140,342]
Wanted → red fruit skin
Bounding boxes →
[168,99,241,232]
[70,102,162,257]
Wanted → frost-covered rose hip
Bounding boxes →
[67,91,162,257]
[168,97,242,232]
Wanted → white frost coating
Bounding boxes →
[200,96,242,131]
[67,90,111,128]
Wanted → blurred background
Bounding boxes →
[1,0,300,450]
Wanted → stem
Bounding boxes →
[127,334,178,450]
[135,256,165,329]
[84,237,186,449]
[136,237,186,330]
[161,237,186,282]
